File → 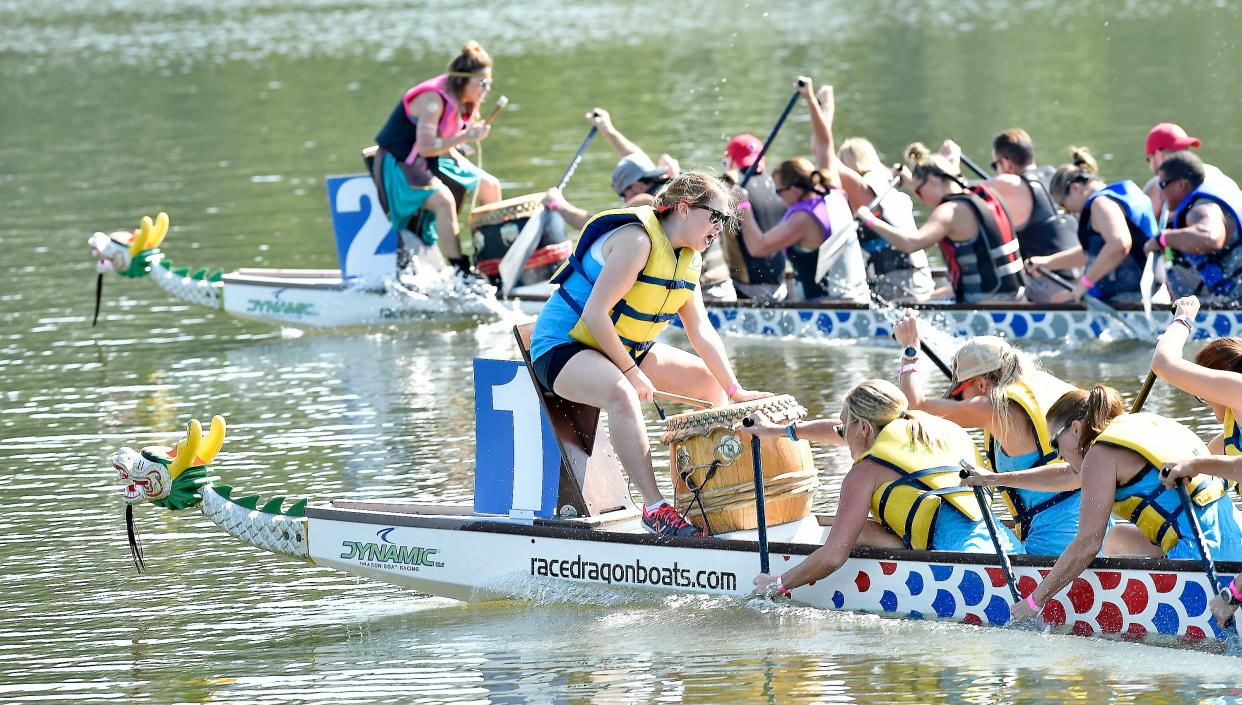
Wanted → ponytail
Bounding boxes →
[1049,146,1100,204]
[774,157,835,196]
[1046,385,1124,455]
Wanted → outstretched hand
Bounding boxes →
[742,410,786,438]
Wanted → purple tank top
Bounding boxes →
[780,195,833,245]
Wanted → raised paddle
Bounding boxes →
[499,123,599,296]
[1140,251,1157,323]
[960,153,992,180]
[739,79,807,189]
[741,416,771,574]
[1166,476,1242,651]
[814,174,902,282]
[960,460,1022,603]
[1130,370,1157,414]
[1035,265,1153,342]
[483,95,509,126]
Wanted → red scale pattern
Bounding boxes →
[855,571,870,593]
[1067,578,1095,614]
[1097,602,1124,633]
[1121,579,1149,614]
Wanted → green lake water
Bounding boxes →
[4,1,1242,702]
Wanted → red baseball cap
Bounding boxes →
[1146,123,1201,157]
[726,134,764,170]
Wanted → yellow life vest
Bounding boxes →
[1093,413,1225,553]
[549,206,701,360]
[861,412,985,551]
[982,372,1079,540]
[1224,407,1241,457]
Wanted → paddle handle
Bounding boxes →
[1130,370,1157,414]
[921,341,954,380]
[1172,478,1239,635]
[960,153,992,179]
[1036,265,1078,293]
[653,390,714,409]
[555,125,598,192]
[742,420,771,574]
[483,96,509,126]
[739,80,807,189]
[960,462,1021,603]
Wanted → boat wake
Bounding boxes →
[381,267,524,322]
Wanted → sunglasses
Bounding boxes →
[775,184,798,194]
[913,179,929,199]
[949,376,976,400]
[477,78,493,89]
[1158,177,1181,189]
[833,423,845,437]
[1050,419,1073,451]
[990,160,999,172]
[698,205,731,227]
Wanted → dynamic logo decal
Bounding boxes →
[339,527,443,571]
[531,555,737,591]
[245,298,318,318]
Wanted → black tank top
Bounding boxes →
[737,172,786,285]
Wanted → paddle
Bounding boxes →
[960,153,992,180]
[92,272,104,327]
[814,174,902,282]
[1140,252,1156,323]
[959,460,1021,603]
[1130,370,1157,414]
[1035,265,1151,341]
[741,417,771,574]
[739,79,807,189]
[499,124,599,296]
[1167,476,1241,650]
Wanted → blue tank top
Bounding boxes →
[1116,467,1242,560]
[530,232,611,361]
[993,445,1084,555]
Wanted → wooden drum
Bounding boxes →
[468,193,572,286]
[661,395,818,535]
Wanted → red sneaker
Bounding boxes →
[642,503,703,537]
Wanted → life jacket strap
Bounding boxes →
[636,272,697,290]
[610,299,678,325]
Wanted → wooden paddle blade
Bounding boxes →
[499,207,545,296]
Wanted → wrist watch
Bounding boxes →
[1220,586,1242,607]
[902,346,919,360]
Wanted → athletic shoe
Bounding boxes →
[642,503,702,538]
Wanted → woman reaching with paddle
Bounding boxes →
[861,144,1027,303]
[1023,147,1162,304]
[372,41,503,276]
[893,315,1094,556]
[529,171,769,537]
[750,379,1023,599]
[975,385,1242,624]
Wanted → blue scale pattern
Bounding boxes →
[1152,603,1180,634]
[958,571,985,606]
[1180,581,1208,617]
[984,595,1011,625]
[880,590,898,612]
[905,571,925,596]
[932,589,957,617]
[930,564,953,581]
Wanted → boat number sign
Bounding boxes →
[326,174,397,287]
[473,358,561,518]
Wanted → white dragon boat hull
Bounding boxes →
[304,500,1241,652]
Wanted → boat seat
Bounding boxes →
[512,323,636,517]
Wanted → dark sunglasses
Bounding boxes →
[990,160,999,172]
[833,423,845,437]
[1158,177,1181,189]
[913,179,929,198]
[775,184,797,194]
[1050,419,1073,450]
[477,78,493,89]
[698,205,731,227]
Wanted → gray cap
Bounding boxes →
[611,152,668,196]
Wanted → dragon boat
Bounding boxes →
[88,174,1242,340]
[114,333,1242,654]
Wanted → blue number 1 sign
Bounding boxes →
[473,358,561,518]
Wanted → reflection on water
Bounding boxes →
[5,0,1242,702]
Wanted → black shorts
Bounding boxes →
[531,342,649,392]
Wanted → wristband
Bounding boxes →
[1170,315,1193,334]
[737,201,752,211]
[725,382,739,397]
[1231,578,1242,603]
[545,199,559,212]
[899,363,918,376]
[1159,232,1169,248]
[862,212,879,230]
[774,574,792,598]
[786,423,799,442]
[1078,274,1095,289]
[621,363,637,375]
[1026,594,1041,611]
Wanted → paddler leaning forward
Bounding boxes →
[749,379,1023,599]
[529,171,770,538]
[968,385,1242,623]
[894,315,1092,556]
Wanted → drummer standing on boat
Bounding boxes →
[529,171,768,537]
[371,41,504,277]
[544,109,738,303]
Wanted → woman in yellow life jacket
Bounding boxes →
[893,314,1093,555]
[529,171,769,538]
[749,379,1022,598]
[985,386,1242,623]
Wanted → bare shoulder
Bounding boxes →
[601,224,652,259]
[411,91,445,117]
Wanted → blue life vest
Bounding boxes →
[1170,180,1242,297]
[1078,181,1160,300]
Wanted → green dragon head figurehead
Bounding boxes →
[113,415,225,511]
[88,211,169,279]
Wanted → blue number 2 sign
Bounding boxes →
[473,358,561,518]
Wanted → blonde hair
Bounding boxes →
[843,379,943,451]
[652,170,735,218]
[773,156,834,196]
[1049,146,1101,203]
[839,138,885,175]
[445,40,492,113]
[905,142,961,185]
[1046,385,1125,456]
[956,342,1036,432]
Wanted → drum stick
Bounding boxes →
[484,95,509,126]
[741,417,771,574]
[653,390,715,409]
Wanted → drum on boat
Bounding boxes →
[660,395,818,535]
[468,194,572,286]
